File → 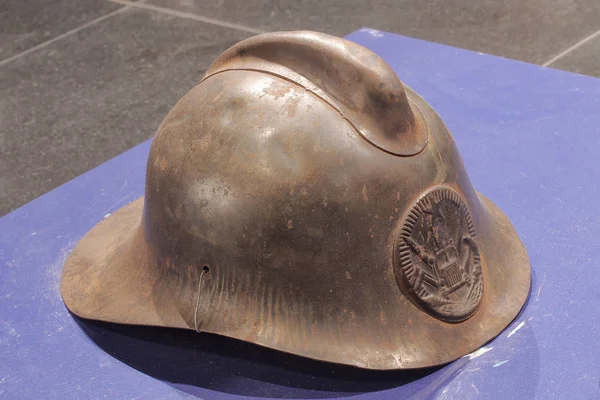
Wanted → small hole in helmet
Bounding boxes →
[202,265,210,274]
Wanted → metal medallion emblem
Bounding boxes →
[395,187,483,322]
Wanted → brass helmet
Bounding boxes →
[61,31,530,370]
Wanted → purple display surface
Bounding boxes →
[1,29,599,399]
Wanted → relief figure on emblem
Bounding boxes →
[397,187,483,321]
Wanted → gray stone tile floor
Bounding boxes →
[1,0,600,215]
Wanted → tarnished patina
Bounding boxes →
[61,31,531,370]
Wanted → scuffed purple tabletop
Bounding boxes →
[1,29,599,399]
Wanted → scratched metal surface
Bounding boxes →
[1,29,599,399]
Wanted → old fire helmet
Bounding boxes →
[61,31,531,370]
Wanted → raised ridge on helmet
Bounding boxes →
[202,31,428,156]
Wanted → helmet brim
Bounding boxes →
[61,198,188,330]
[61,193,530,370]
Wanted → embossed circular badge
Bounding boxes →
[394,187,483,322]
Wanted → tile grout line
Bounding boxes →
[542,28,600,67]
[0,6,131,68]
[108,0,266,34]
